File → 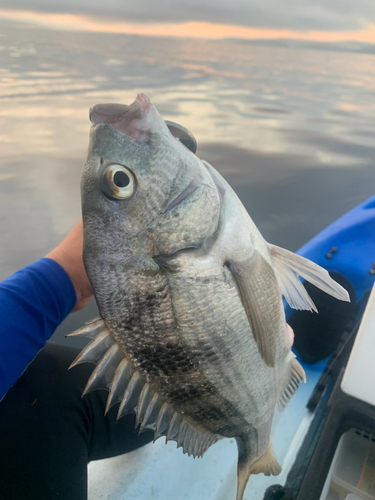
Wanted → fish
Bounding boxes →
[68,93,350,500]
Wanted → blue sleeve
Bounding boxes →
[0,258,77,399]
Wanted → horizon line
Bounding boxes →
[1,9,375,44]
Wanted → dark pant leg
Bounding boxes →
[0,343,153,500]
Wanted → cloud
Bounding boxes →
[2,0,375,32]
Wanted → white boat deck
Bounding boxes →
[341,284,375,407]
[320,284,375,500]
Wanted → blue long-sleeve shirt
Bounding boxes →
[0,258,76,399]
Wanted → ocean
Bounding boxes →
[1,20,375,341]
[1,18,375,500]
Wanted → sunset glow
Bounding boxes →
[1,8,375,44]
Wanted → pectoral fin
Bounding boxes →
[228,250,282,367]
[269,243,350,311]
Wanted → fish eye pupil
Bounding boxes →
[114,170,130,188]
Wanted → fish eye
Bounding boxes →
[100,164,136,200]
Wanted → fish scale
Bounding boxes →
[93,264,243,435]
[169,270,281,433]
[71,93,350,500]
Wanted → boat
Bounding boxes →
[275,193,375,500]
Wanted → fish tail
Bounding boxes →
[236,439,281,500]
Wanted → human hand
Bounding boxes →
[46,220,93,312]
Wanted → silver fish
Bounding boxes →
[69,93,350,500]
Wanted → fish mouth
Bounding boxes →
[89,94,158,141]
[89,103,130,124]
[89,101,144,138]
[89,94,198,153]
[89,93,150,127]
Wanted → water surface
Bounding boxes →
[1,21,375,340]
[1,18,375,500]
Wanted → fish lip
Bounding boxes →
[89,103,131,125]
[89,99,152,141]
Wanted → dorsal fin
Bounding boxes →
[105,358,133,414]
[117,371,145,419]
[68,329,114,367]
[155,403,174,441]
[82,344,122,396]
[277,354,306,412]
[66,316,106,339]
[135,384,155,428]
[68,317,219,458]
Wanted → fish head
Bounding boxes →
[81,93,221,274]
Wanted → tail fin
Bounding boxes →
[236,439,281,500]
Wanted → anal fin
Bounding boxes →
[277,356,306,412]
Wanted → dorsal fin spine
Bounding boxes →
[82,344,122,396]
[135,383,154,429]
[69,329,114,368]
[105,358,132,415]
[117,371,144,420]
[68,319,219,459]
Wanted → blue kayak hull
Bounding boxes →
[294,193,375,304]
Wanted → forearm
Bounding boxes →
[0,258,76,399]
[46,220,93,312]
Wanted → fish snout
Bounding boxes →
[89,103,131,125]
[89,100,147,140]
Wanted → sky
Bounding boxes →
[0,0,375,43]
